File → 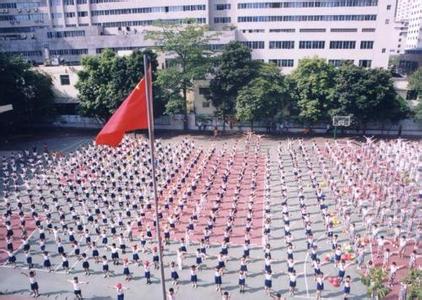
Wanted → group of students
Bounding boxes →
[1,135,420,299]
[314,138,421,297]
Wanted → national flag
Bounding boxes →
[95,74,149,147]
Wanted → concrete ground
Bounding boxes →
[0,130,372,300]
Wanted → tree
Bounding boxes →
[331,64,409,129]
[361,267,390,300]
[409,67,422,99]
[403,268,422,300]
[289,57,336,124]
[207,41,258,130]
[76,49,163,122]
[235,63,288,128]
[146,21,218,128]
[0,53,55,133]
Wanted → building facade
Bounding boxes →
[0,0,398,72]
[395,0,422,49]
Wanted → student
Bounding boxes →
[122,258,132,281]
[152,247,160,270]
[102,256,111,278]
[113,283,128,300]
[214,267,223,292]
[344,275,351,299]
[81,253,91,276]
[264,270,272,295]
[315,272,325,300]
[170,261,179,286]
[288,270,297,296]
[67,277,88,300]
[238,270,246,293]
[21,271,39,298]
[190,265,198,288]
[168,287,177,300]
[144,261,152,284]
[42,251,53,272]
[61,253,70,273]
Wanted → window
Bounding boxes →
[329,41,356,49]
[269,41,295,49]
[47,30,85,38]
[240,41,265,49]
[65,12,76,18]
[238,1,379,9]
[199,88,209,96]
[50,49,88,55]
[299,41,325,49]
[63,0,74,5]
[202,101,210,108]
[385,19,390,24]
[299,28,326,32]
[328,59,354,67]
[216,4,231,10]
[269,28,295,32]
[238,14,377,23]
[76,0,88,4]
[214,17,231,24]
[60,75,70,85]
[387,4,391,10]
[362,28,376,32]
[269,59,294,67]
[331,28,357,32]
[359,60,372,67]
[241,29,265,33]
[78,11,88,17]
[360,41,374,49]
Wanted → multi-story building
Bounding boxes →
[0,0,397,72]
[395,0,422,49]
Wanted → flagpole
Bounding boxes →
[143,54,167,300]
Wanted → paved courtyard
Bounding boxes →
[0,131,419,300]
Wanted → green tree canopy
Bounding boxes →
[331,64,409,126]
[409,67,422,98]
[289,57,336,124]
[207,41,258,123]
[76,49,163,122]
[0,53,55,133]
[235,63,288,124]
[146,21,218,126]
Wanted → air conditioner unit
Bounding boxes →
[26,8,31,13]
[17,8,22,13]
[22,34,27,39]
[5,9,9,13]
[34,8,38,12]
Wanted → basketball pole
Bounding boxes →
[333,126,337,139]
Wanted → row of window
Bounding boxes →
[91,5,205,16]
[242,41,374,49]
[0,13,44,22]
[214,17,231,24]
[268,58,372,68]
[49,48,88,55]
[64,11,88,18]
[216,4,231,10]
[96,18,206,28]
[268,28,375,33]
[4,50,42,57]
[267,40,374,49]
[0,26,36,33]
[238,0,378,9]
[0,2,39,9]
[47,30,85,38]
[238,14,377,22]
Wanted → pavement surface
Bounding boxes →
[0,130,416,300]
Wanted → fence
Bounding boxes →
[51,114,422,137]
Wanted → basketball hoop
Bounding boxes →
[332,116,351,139]
[332,115,351,127]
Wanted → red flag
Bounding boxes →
[95,76,148,147]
